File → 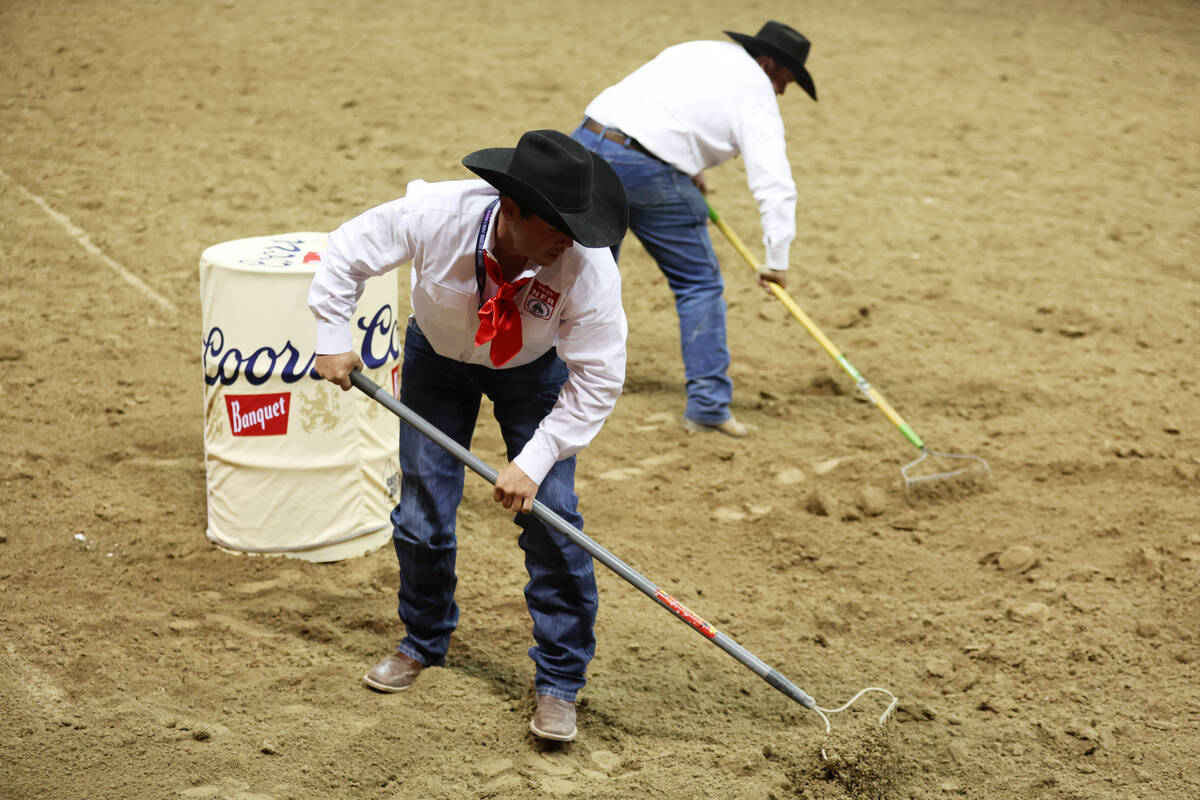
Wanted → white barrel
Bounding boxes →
[199,232,401,561]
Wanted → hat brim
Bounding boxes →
[725,30,817,101]
[462,148,628,249]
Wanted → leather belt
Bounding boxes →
[583,117,660,160]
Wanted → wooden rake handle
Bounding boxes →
[705,202,925,451]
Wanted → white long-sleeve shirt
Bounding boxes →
[584,40,798,270]
[307,178,628,484]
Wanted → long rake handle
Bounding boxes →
[706,202,925,451]
[348,368,816,710]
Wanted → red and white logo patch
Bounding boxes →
[524,280,560,320]
[225,392,291,436]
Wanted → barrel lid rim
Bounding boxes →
[200,232,330,274]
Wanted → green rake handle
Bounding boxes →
[706,202,925,451]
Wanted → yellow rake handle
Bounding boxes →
[706,202,925,451]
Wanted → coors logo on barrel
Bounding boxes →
[202,305,402,387]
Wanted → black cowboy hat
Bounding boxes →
[725,21,817,101]
[462,129,628,249]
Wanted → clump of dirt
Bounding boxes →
[791,726,908,799]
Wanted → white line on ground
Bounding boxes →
[0,166,179,313]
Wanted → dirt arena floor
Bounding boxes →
[2,1,1198,797]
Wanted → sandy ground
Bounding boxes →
[2,1,1198,798]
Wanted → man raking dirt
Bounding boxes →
[308,130,629,742]
[571,20,817,439]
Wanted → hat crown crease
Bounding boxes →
[759,22,810,62]
[511,134,592,214]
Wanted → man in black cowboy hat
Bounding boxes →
[571,21,817,439]
[308,129,629,742]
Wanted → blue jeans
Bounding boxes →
[572,121,733,425]
[390,319,597,702]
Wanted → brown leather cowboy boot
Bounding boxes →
[529,694,577,741]
[362,650,423,692]
[681,415,752,438]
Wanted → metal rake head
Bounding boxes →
[901,447,991,495]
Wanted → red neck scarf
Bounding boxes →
[474,251,531,366]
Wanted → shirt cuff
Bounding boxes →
[315,321,354,355]
[513,435,558,487]
[764,242,791,272]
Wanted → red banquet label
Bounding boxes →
[225,392,291,436]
